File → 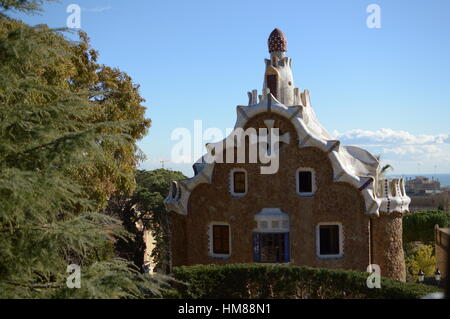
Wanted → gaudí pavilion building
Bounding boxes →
[164,29,410,281]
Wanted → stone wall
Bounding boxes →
[435,227,449,279]
[170,212,188,266]
[371,213,406,281]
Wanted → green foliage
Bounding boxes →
[54,261,172,299]
[0,0,52,13]
[0,4,161,298]
[403,210,450,244]
[170,264,440,299]
[105,169,187,272]
[405,244,437,281]
[135,169,186,272]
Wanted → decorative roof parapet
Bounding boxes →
[247,89,258,106]
[164,91,410,217]
[377,178,411,214]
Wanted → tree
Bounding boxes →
[105,169,187,274]
[405,244,436,282]
[403,210,450,244]
[0,2,165,298]
[135,169,186,274]
[0,0,51,13]
[68,31,151,208]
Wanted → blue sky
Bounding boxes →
[12,0,450,176]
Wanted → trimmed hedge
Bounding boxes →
[170,264,439,299]
[403,210,450,244]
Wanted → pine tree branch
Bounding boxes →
[3,280,62,290]
[17,129,95,156]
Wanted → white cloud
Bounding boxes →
[333,128,450,173]
[382,145,449,159]
[332,128,449,146]
[82,6,112,13]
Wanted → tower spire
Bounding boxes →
[263,28,295,106]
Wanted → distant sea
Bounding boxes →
[389,174,450,187]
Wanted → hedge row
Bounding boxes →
[169,264,439,299]
[403,210,450,244]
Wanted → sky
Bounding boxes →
[11,0,450,176]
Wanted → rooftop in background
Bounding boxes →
[391,174,450,188]
[409,176,441,185]
[406,176,441,195]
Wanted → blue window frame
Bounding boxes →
[253,233,290,263]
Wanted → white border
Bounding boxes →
[208,222,231,259]
[229,168,248,198]
[296,167,317,196]
[315,222,344,259]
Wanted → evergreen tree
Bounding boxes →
[0,1,166,298]
[105,169,187,274]
[0,0,50,13]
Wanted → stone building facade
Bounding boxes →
[164,29,411,281]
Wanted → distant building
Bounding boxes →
[406,177,448,211]
[406,176,441,195]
